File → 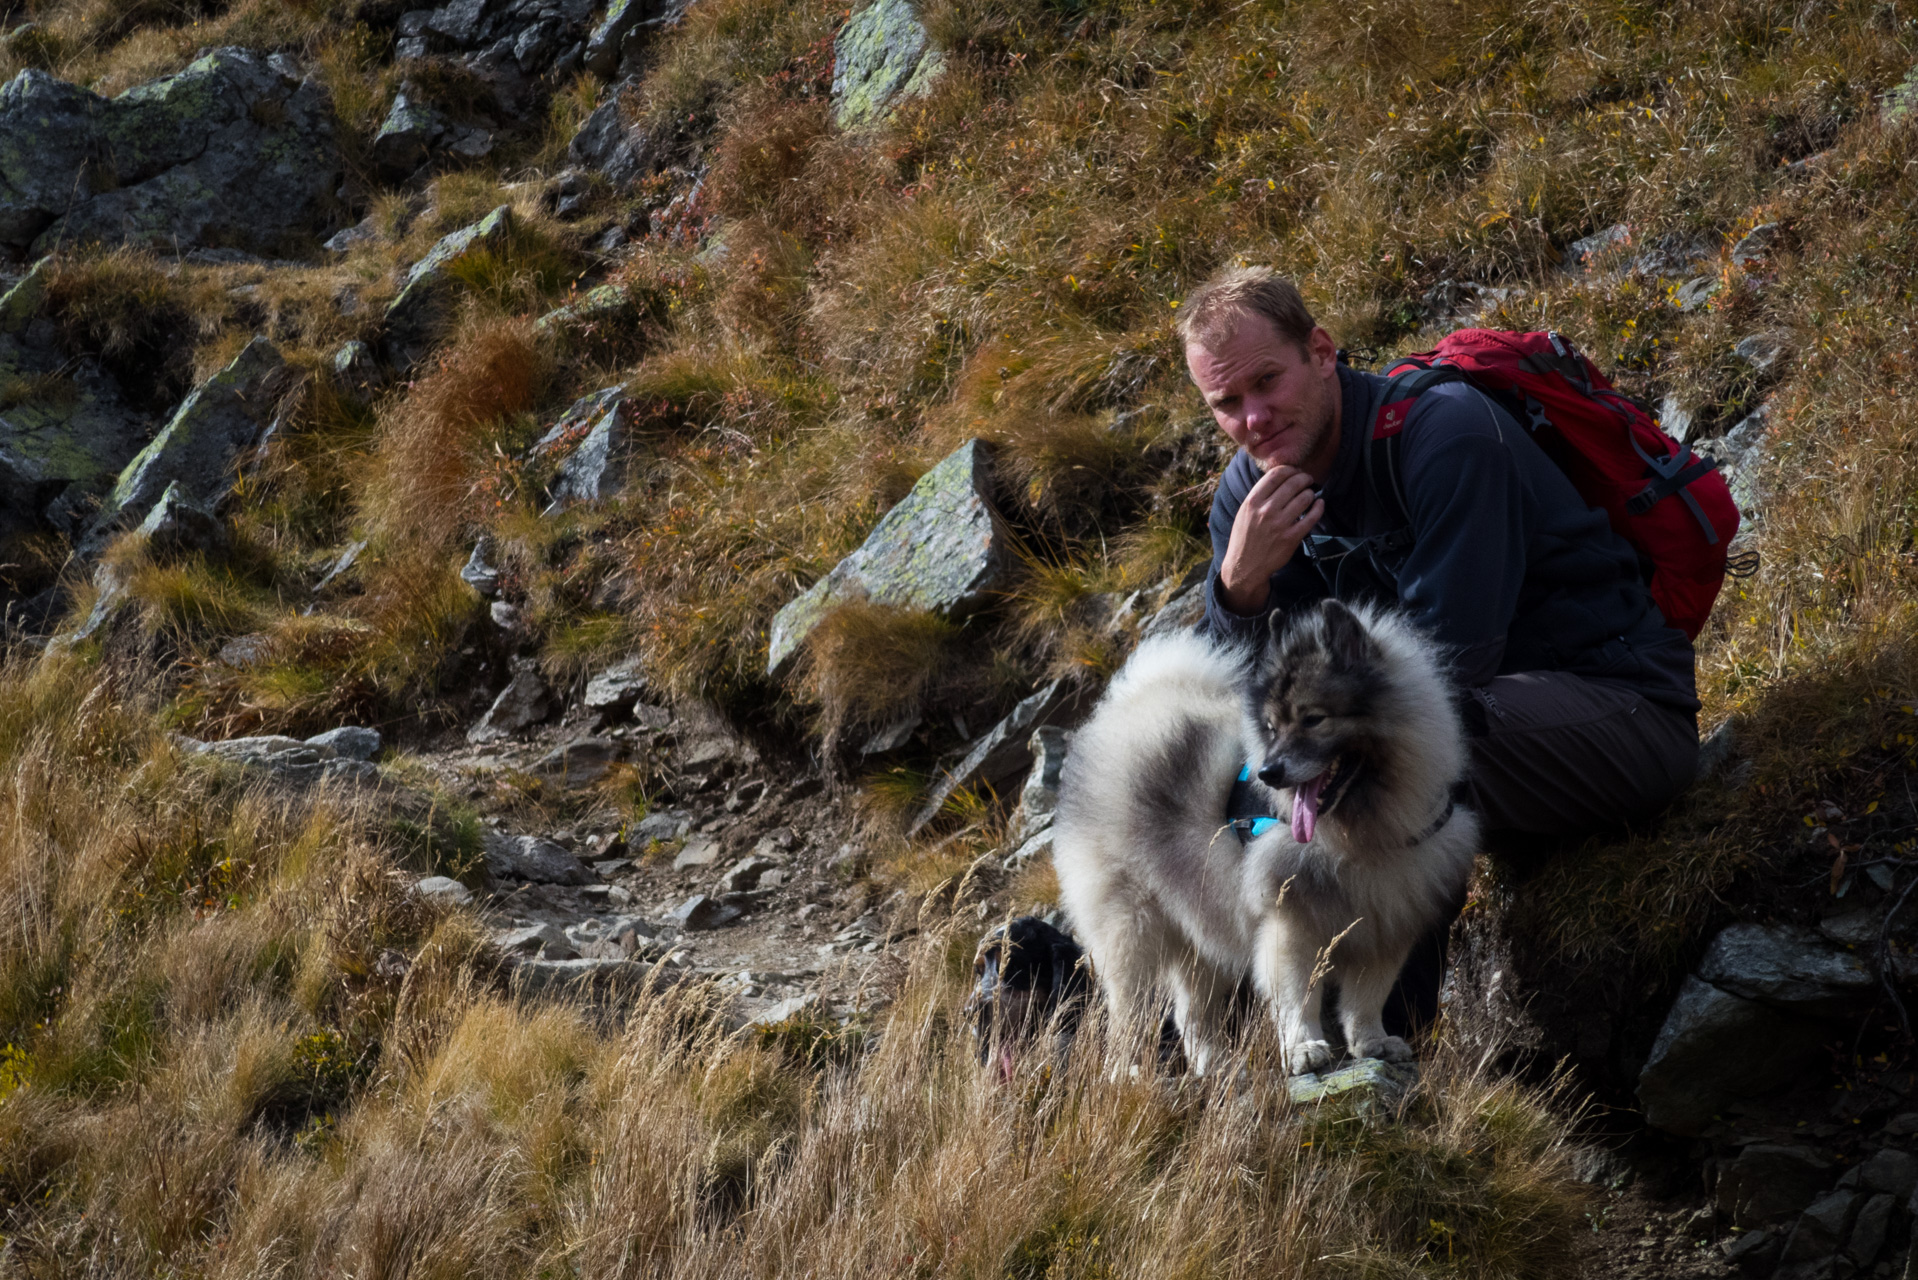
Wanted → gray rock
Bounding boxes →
[1782,1191,1862,1263]
[467,658,551,742]
[1658,394,1697,445]
[489,599,521,630]
[460,536,501,596]
[1724,1227,1777,1273]
[860,715,918,754]
[1696,717,1739,778]
[0,262,157,541]
[1638,976,1833,1135]
[1287,1057,1417,1108]
[1818,907,1884,948]
[584,657,647,711]
[1560,223,1630,274]
[1010,725,1071,840]
[1717,1145,1834,1226]
[673,834,723,871]
[768,439,1006,676]
[88,337,287,542]
[533,736,619,787]
[1732,223,1783,269]
[568,79,656,188]
[0,50,339,257]
[217,634,271,667]
[325,217,380,255]
[831,0,945,130]
[508,956,662,997]
[534,283,636,332]
[1139,579,1206,641]
[716,855,779,895]
[748,992,819,1027]
[1733,332,1788,372]
[370,85,448,178]
[482,831,592,885]
[313,538,368,594]
[1849,1193,1894,1266]
[427,0,492,44]
[909,678,1086,835]
[183,732,379,787]
[383,205,515,370]
[1860,1149,1918,1200]
[669,893,740,931]
[585,0,649,74]
[533,385,629,508]
[305,726,381,761]
[414,875,473,905]
[1003,826,1054,872]
[1673,275,1720,313]
[494,922,575,957]
[332,339,382,400]
[1696,923,1876,1017]
[633,809,691,842]
[133,481,228,561]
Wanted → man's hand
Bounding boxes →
[1219,465,1323,616]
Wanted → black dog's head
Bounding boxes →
[1249,599,1391,842]
[965,916,1088,1075]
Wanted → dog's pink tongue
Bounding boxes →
[1292,772,1327,844]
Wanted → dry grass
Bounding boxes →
[0,655,1588,1276]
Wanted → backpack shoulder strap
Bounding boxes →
[1367,363,1471,530]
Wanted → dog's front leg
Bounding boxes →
[1337,957,1413,1064]
[1253,915,1334,1075]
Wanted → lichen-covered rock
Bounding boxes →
[0,49,340,257]
[1695,922,1875,1017]
[585,0,651,74]
[133,481,228,562]
[370,85,449,179]
[0,261,154,539]
[832,0,946,130]
[89,336,288,544]
[1884,63,1918,125]
[533,283,641,335]
[1287,1058,1418,1108]
[533,385,629,508]
[383,205,514,370]
[768,438,1005,676]
[306,726,381,761]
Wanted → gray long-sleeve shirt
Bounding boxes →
[1202,364,1699,713]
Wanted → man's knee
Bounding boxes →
[1464,674,1698,838]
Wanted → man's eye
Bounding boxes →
[1300,714,1325,728]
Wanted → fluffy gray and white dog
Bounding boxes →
[1052,598,1478,1076]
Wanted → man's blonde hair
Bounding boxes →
[1175,266,1317,353]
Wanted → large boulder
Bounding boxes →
[0,262,154,539]
[832,0,946,130]
[767,438,1006,677]
[86,336,288,546]
[0,49,340,257]
[383,205,514,370]
[1637,925,1874,1134]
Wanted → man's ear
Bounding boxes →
[1319,599,1377,671]
[1307,325,1339,375]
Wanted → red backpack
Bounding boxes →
[1358,329,1748,640]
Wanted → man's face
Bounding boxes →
[1186,312,1341,477]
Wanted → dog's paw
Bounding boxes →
[1352,1034,1414,1063]
[1285,1039,1336,1075]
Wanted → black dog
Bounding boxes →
[966,916,1089,1075]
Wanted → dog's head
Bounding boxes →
[1250,599,1391,843]
[965,916,1088,1076]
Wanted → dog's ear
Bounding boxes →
[1320,599,1378,671]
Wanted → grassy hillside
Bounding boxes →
[1,0,1917,1271]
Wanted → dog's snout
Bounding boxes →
[1257,760,1288,788]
